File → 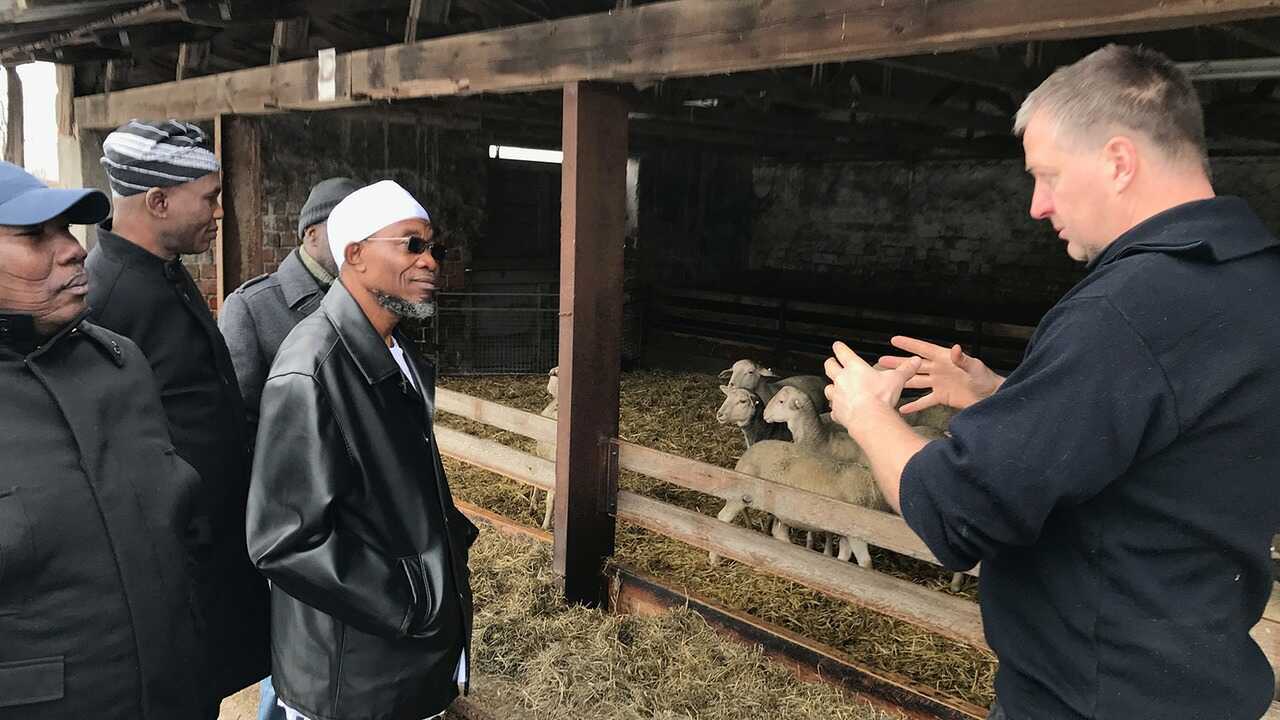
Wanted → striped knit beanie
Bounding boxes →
[100,119,220,197]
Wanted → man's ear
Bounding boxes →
[344,241,364,272]
[144,187,169,218]
[1103,135,1139,195]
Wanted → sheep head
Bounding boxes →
[723,358,774,392]
[546,366,559,400]
[715,385,760,427]
[762,385,813,424]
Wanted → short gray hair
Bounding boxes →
[1014,45,1208,172]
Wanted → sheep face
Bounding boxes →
[716,385,760,427]
[762,385,812,424]
[546,366,559,400]
[720,358,779,392]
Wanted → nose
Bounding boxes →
[1029,181,1053,221]
[52,227,87,265]
[212,197,225,222]
[415,249,440,272]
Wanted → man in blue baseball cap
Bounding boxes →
[0,161,212,718]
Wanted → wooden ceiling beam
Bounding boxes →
[75,0,1280,129]
[271,17,309,64]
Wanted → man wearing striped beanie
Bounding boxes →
[85,119,270,718]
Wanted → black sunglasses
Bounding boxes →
[363,233,448,262]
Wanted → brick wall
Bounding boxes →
[249,111,490,349]
[640,150,1280,322]
[254,112,488,280]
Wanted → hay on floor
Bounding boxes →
[466,527,900,720]
[439,371,997,708]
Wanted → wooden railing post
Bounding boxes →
[554,81,628,606]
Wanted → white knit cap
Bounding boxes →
[326,180,431,270]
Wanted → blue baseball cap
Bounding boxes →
[0,161,110,227]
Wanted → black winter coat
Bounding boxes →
[901,197,1280,720]
[85,225,269,699]
[247,280,478,720]
[0,313,208,718]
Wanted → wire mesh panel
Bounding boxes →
[431,292,559,375]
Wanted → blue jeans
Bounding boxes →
[257,676,285,720]
[987,700,1009,720]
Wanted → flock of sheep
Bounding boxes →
[526,360,962,589]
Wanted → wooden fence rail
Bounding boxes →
[433,424,988,650]
[436,387,976,575]
[434,386,1280,691]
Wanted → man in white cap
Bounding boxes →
[247,180,477,720]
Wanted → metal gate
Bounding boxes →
[430,292,559,375]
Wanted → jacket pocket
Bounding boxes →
[0,656,64,708]
[397,554,436,638]
[0,488,35,615]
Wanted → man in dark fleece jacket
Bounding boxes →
[825,45,1280,720]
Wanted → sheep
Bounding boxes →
[762,386,868,465]
[532,367,558,530]
[902,403,956,435]
[709,440,889,567]
[715,385,791,447]
[758,387,965,589]
[719,358,830,413]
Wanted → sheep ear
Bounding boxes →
[718,385,731,395]
[718,369,732,381]
[761,367,779,378]
[791,397,803,409]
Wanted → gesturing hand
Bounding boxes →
[824,341,921,437]
[876,335,1004,413]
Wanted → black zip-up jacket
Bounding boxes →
[0,313,207,718]
[901,197,1280,719]
[85,225,270,700]
[246,280,478,720]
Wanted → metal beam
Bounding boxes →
[873,53,1034,97]
[1179,56,1280,81]
[554,81,628,607]
[1207,22,1280,55]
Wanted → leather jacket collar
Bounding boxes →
[322,280,404,387]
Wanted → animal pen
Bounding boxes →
[14,1,1280,717]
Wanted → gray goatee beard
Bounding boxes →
[373,290,436,319]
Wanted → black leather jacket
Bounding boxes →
[247,280,477,720]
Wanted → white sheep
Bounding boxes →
[755,387,965,590]
[719,358,830,413]
[762,386,868,464]
[532,366,558,530]
[710,440,889,567]
[715,385,791,447]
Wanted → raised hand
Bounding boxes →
[877,335,1005,413]
[824,341,921,435]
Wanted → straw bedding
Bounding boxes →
[438,371,997,708]
[459,528,901,719]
